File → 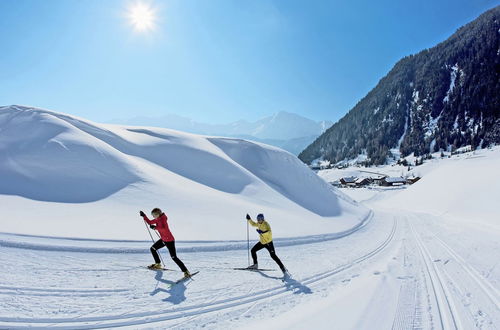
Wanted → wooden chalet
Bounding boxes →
[355,177,371,187]
[381,177,407,186]
[340,176,357,187]
[406,176,421,184]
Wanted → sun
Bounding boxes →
[127,2,156,32]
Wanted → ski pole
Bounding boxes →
[144,221,166,268]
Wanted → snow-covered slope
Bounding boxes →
[0,105,367,240]
[376,147,500,228]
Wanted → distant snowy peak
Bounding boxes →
[249,111,333,140]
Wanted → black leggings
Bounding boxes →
[251,241,285,271]
[150,239,188,272]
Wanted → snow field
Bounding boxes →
[0,211,396,329]
[6,208,497,329]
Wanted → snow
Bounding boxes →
[1,106,499,329]
[0,105,368,240]
[378,147,500,227]
[443,64,458,103]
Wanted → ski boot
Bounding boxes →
[148,263,163,270]
[183,270,192,278]
[246,263,258,270]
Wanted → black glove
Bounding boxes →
[256,229,263,234]
[140,211,146,217]
[150,224,156,229]
[246,214,251,220]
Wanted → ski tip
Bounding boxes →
[174,271,200,284]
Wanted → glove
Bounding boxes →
[150,224,156,229]
[256,229,263,234]
[140,211,146,217]
[246,214,251,220]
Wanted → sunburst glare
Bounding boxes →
[127,2,156,32]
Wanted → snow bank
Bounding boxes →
[0,105,368,240]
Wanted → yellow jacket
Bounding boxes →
[248,219,273,244]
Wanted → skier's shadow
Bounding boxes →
[149,270,187,304]
[257,271,312,295]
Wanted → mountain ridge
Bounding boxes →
[111,111,333,155]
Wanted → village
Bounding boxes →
[330,174,421,188]
[309,146,479,189]
[310,159,423,189]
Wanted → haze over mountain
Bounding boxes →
[112,111,333,155]
[300,6,500,165]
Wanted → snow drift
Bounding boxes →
[0,105,368,240]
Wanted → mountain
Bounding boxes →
[0,105,367,240]
[299,6,500,165]
[112,111,333,155]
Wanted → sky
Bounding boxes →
[0,0,498,125]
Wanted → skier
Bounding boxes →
[246,213,288,276]
[140,208,191,278]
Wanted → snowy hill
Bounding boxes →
[113,111,333,155]
[0,105,366,240]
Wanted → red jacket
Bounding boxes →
[142,213,175,242]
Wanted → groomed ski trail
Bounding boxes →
[0,212,397,329]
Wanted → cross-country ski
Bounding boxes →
[233,268,276,272]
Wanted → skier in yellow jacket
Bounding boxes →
[246,213,288,275]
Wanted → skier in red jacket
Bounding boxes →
[140,208,191,278]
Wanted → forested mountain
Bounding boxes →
[300,6,500,165]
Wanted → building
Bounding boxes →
[340,176,357,187]
[371,175,386,186]
[355,177,371,187]
[381,177,407,186]
[406,176,421,184]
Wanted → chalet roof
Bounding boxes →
[355,177,369,183]
[384,177,406,183]
[341,176,357,183]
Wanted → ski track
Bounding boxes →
[408,214,500,329]
[0,211,373,254]
[1,210,498,329]
[0,213,394,329]
[409,218,459,329]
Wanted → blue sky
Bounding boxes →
[0,0,498,124]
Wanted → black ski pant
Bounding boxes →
[251,241,285,271]
[150,239,188,272]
